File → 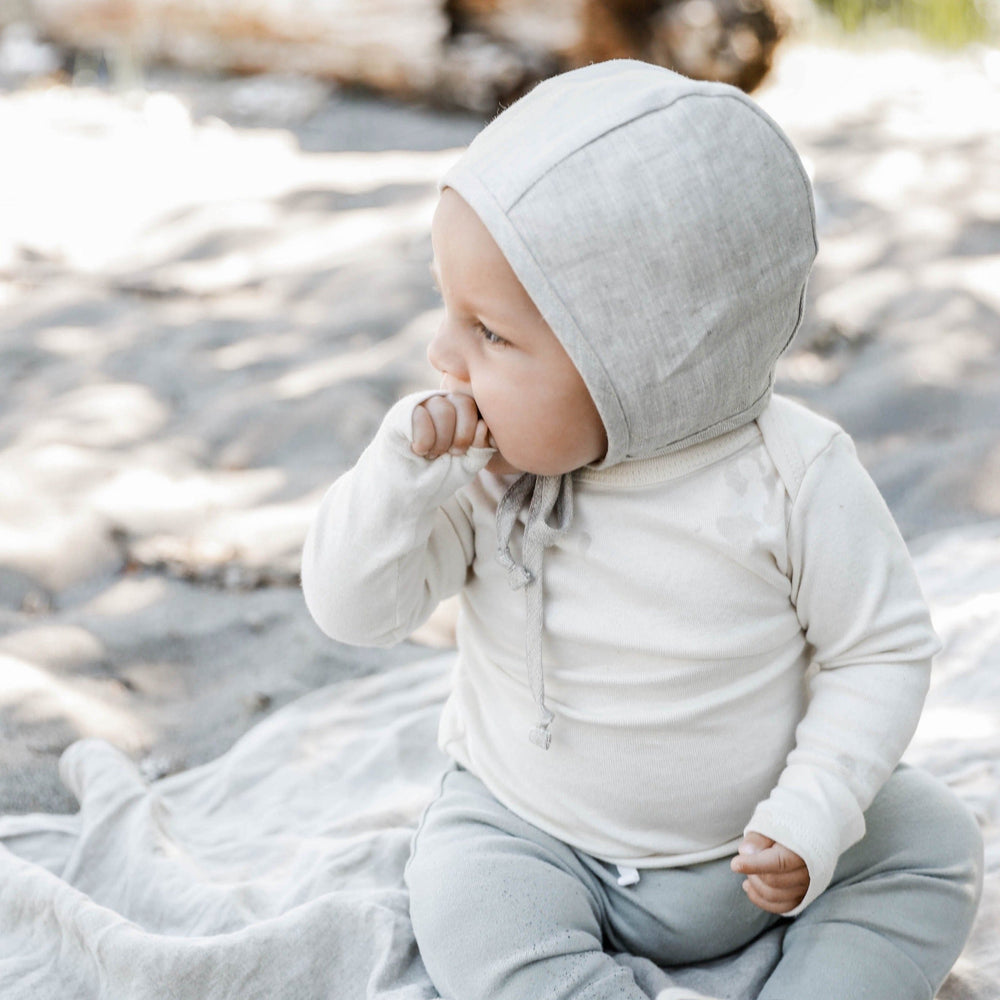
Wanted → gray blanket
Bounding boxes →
[2,523,997,999]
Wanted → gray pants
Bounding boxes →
[404,765,983,1000]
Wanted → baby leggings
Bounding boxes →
[405,764,983,1000]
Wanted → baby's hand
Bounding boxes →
[411,393,490,460]
[730,832,810,914]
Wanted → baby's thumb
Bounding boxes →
[738,831,774,855]
[731,831,774,872]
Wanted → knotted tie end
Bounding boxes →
[495,548,533,589]
[528,722,552,750]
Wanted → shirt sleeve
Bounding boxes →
[745,431,940,913]
[301,391,494,647]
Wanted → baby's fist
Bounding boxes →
[731,832,809,914]
[411,393,489,460]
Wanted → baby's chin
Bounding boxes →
[486,452,522,476]
[486,451,586,478]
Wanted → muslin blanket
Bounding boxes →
[1,523,998,999]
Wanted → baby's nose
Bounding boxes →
[427,323,468,381]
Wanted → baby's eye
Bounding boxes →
[476,322,508,347]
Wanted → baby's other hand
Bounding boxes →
[411,393,490,460]
[730,832,809,914]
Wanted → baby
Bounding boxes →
[302,61,983,1000]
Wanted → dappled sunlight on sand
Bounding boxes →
[135,196,439,297]
[17,383,169,449]
[211,330,308,371]
[79,576,169,618]
[0,73,477,810]
[972,439,1000,518]
[0,652,147,747]
[271,307,440,400]
[91,465,285,530]
[0,86,462,275]
[755,45,1000,537]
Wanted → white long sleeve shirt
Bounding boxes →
[302,392,938,912]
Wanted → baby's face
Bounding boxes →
[428,189,607,476]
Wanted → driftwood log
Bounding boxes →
[453,0,783,94]
[30,0,784,112]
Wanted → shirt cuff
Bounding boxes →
[745,771,867,915]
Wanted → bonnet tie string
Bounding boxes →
[495,471,575,749]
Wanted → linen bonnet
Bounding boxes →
[441,58,818,468]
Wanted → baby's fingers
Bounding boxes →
[411,394,483,459]
[731,842,805,877]
[427,395,461,458]
[742,868,809,890]
[411,405,437,457]
[411,396,455,458]
[448,394,481,453]
[742,875,806,914]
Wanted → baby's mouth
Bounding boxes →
[436,378,497,450]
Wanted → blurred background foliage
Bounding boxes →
[812,0,996,45]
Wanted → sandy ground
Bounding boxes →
[0,39,998,814]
